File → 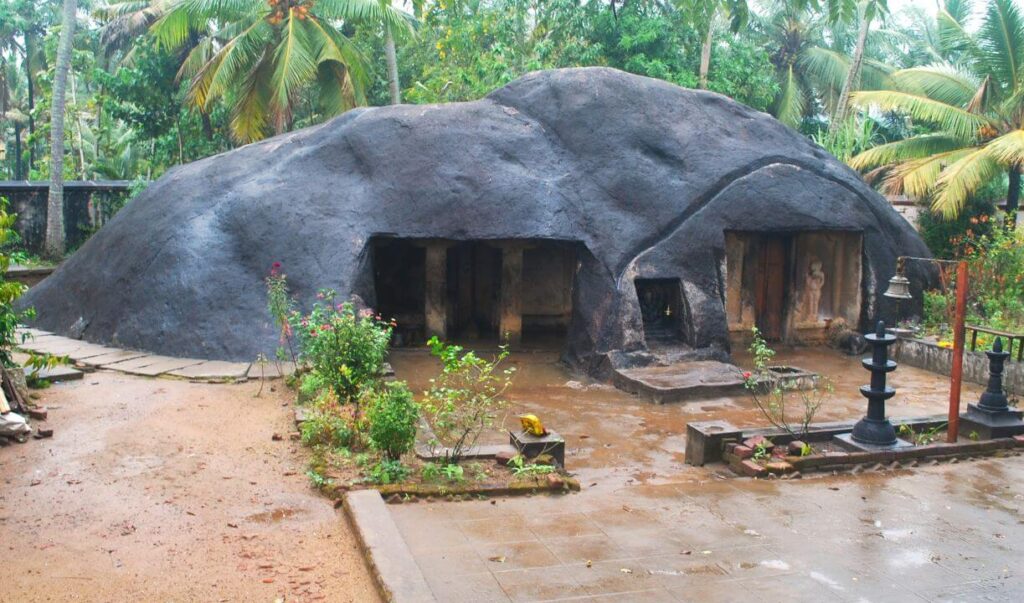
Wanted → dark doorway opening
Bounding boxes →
[754,237,790,341]
[372,239,426,345]
[636,278,685,343]
[447,242,502,340]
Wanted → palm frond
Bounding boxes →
[231,48,275,143]
[882,147,976,198]
[270,15,320,129]
[932,145,1003,217]
[849,134,966,170]
[978,0,1024,93]
[774,64,805,128]
[889,64,980,107]
[317,0,413,35]
[851,90,991,140]
[982,129,1024,165]
[799,45,848,92]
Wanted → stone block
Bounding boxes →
[685,420,741,466]
[510,430,565,468]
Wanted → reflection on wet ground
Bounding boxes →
[389,346,1022,601]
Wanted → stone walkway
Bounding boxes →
[390,455,1024,602]
[14,327,292,382]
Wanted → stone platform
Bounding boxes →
[612,360,750,403]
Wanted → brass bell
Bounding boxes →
[883,274,912,300]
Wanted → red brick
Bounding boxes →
[733,445,754,459]
[765,461,794,474]
[738,459,767,478]
[743,435,774,451]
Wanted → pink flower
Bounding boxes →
[742,371,752,380]
[316,292,325,300]
[359,308,374,318]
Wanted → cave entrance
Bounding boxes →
[725,231,864,344]
[372,239,426,346]
[636,278,685,344]
[372,238,578,349]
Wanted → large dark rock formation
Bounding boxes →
[23,67,931,368]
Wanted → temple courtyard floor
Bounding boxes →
[1,347,1021,601]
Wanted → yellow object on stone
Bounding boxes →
[519,414,548,436]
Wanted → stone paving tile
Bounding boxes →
[104,355,204,376]
[246,361,295,380]
[78,349,149,367]
[472,540,561,571]
[542,533,632,565]
[491,566,590,603]
[28,364,84,382]
[561,588,678,602]
[422,571,511,603]
[458,514,538,545]
[519,511,606,539]
[99,354,159,371]
[64,344,122,361]
[413,544,491,577]
[563,558,668,597]
[167,360,251,380]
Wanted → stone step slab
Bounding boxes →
[28,364,84,382]
[78,349,149,367]
[168,361,251,381]
[105,355,205,377]
[247,361,295,380]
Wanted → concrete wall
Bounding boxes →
[893,337,1023,396]
[0,181,132,255]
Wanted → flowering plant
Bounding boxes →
[290,290,394,417]
[741,327,830,439]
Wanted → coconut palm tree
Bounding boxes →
[849,0,1024,225]
[829,0,888,133]
[45,0,78,260]
[759,0,892,128]
[149,0,413,142]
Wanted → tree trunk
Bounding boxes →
[14,125,23,180]
[385,27,401,105]
[830,5,870,134]
[71,73,87,179]
[699,20,715,90]
[44,0,77,261]
[25,35,36,174]
[1007,165,1021,230]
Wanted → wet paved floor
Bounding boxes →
[388,347,1022,601]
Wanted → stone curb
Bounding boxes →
[342,489,436,603]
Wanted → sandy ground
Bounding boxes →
[0,371,379,603]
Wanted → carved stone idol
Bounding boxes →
[801,258,826,322]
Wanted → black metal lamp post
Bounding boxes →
[961,337,1024,439]
[978,338,1012,413]
[851,320,899,446]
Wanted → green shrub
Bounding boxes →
[917,196,996,259]
[366,381,419,461]
[290,291,393,415]
[422,337,515,464]
[300,411,354,449]
[367,460,410,484]
[0,198,36,367]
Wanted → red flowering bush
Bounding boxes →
[290,290,393,417]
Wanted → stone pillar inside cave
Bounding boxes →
[423,241,449,340]
[499,243,524,347]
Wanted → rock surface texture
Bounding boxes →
[23,68,931,368]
